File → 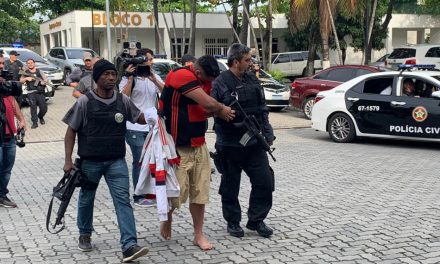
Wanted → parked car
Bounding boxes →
[217,59,290,111]
[311,64,440,143]
[290,65,389,119]
[370,54,390,67]
[152,58,181,80]
[385,44,440,70]
[2,48,58,105]
[271,51,322,79]
[45,47,98,80]
[2,47,64,88]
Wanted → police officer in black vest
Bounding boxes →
[20,58,48,129]
[62,59,149,262]
[211,43,275,238]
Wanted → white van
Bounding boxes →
[271,51,321,78]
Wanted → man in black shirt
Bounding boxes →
[4,50,23,81]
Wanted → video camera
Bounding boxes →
[15,127,25,148]
[0,70,22,97]
[118,41,151,77]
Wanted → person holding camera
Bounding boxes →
[0,56,27,208]
[19,59,48,129]
[119,48,164,207]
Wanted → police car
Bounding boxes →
[311,65,440,143]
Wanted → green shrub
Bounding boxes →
[266,69,285,82]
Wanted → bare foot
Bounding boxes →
[160,214,172,240]
[193,234,214,251]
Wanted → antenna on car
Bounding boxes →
[398,64,436,74]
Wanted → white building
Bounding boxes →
[39,10,440,64]
[39,10,289,61]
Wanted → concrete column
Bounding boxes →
[385,28,393,53]
[163,27,171,59]
[417,28,425,44]
[430,28,440,43]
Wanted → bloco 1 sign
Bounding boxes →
[93,13,154,27]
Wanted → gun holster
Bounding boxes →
[209,150,226,175]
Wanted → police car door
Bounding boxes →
[346,76,396,135]
[388,76,440,139]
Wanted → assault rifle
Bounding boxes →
[230,99,276,162]
[46,158,87,234]
[19,69,46,89]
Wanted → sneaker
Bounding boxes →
[134,198,155,207]
[78,234,93,252]
[39,118,46,125]
[0,196,17,208]
[31,122,38,129]
[122,245,149,262]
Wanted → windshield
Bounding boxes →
[16,50,46,63]
[389,48,416,59]
[66,49,97,59]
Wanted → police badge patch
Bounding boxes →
[114,113,124,123]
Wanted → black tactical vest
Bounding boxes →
[77,92,127,161]
[214,70,266,136]
[25,69,45,92]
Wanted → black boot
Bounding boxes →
[31,122,38,129]
[227,222,244,237]
[246,221,273,238]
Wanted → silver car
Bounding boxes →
[45,47,98,81]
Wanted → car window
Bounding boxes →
[314,70,329,80]
[16,50,46,63]
[290,53,303,62]
[49,49,58,57]
[274,54,290,64]
[425,47,440,58]
[354,68,375,77]
[325,68,354,82]
[66,49,97,59]
[271,54,278,63]
[362,77,394,94]
[388,48,416,59]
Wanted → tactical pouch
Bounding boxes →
[209,150,225,175]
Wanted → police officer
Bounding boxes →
[211,43,275,238]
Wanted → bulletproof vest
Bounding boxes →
[25,69,44,92]
[77,92,127,161]
[215,70,265,134]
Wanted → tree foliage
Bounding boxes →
[0,0,40,44]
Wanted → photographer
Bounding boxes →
[119,48,164,206]
[0,56,27,208]
[20,59,48,129]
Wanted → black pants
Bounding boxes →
[217,145,274,225]
[28,92,47,123]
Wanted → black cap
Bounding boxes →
[181,54,197,65]
[92,59,117,82]
[9,50,19,56]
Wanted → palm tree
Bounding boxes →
[188,0,197,55]
[290,0,356,69]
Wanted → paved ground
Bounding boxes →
[4,86,440,263]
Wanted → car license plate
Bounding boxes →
[272,94,283,99]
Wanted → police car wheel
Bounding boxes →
[303,97,315,120]
[327,113,356,143]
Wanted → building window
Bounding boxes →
[204,38,229,57]
[257,38,279,54]
[171,38,189,60]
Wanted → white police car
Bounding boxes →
[311,65,440,143]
